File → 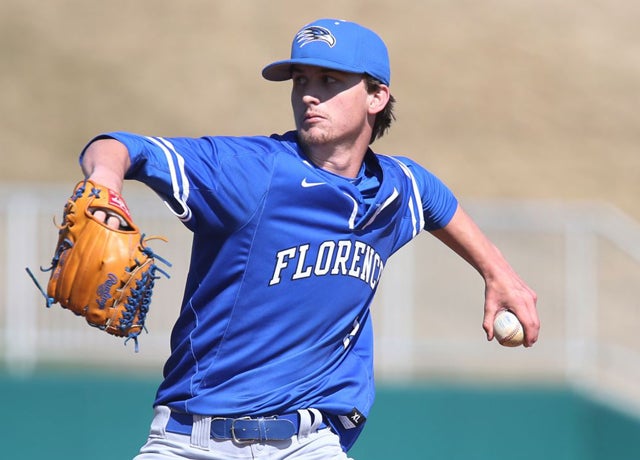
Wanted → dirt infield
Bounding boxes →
[2,0,639,219]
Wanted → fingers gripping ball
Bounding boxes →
[493,310,524,347]
[27,180,170,350]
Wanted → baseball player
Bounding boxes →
[80,18,539,459]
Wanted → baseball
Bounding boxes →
[493,310,524,347]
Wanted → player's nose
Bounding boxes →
[301,92,320,106]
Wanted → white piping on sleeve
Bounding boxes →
[392,159,425,237]
[145,136,193,222]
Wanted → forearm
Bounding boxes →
[430,205,508,281]
[81,138,131,193]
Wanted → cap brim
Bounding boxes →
[262,58,365,81]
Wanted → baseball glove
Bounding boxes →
[26,179,170,350]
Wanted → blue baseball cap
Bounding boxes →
[262,19,391,86]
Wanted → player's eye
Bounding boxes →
[292,75,308,86]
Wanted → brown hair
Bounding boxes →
[365,76,396,144]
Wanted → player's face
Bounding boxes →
[290,66,372,150]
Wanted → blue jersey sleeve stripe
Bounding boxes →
[145,136,193,222]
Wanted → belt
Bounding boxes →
[167,411,325,442]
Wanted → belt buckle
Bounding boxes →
[230,416,255,444]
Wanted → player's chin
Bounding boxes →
[297,127,330,147]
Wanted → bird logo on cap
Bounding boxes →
[295,26,336,48]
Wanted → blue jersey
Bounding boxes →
[82,130,458,448]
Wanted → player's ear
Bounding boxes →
[367,84,390,115]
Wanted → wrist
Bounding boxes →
[86,170,124,193]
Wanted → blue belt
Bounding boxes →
[167,412,324,442]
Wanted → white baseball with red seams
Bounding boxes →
[493,310,524,347]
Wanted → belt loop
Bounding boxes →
[297,409,312,439]
[297,409,323,439]
[150,405,171,438]
[258,417,267,441]
[190,414,211,450]
[309,408,323,432]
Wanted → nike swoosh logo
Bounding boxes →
[301,178,326,188]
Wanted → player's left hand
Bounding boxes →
[26,179,170,350]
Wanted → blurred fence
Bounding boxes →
[2,183,640,414]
